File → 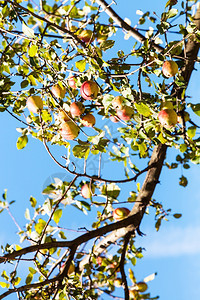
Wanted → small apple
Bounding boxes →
[80,80,100,100]
[162,60,178,78]
[158,108,178,128]
[110,115,119,123]
[78,29,95,44]
[81,183,95,199]
[113,207,130,221]
[52,84,66,99]
[60,120,79,140]
[177,111,190,123]
[67,75,77,89]
[70,102,85,117]
[112,96,125,109]
[136,281,148,292]
[116,106,134,121]
[27,95,43,113]
[81,113,96,127]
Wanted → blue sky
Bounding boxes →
[0,0,200,299]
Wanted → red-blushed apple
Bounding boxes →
[27,95,43,113]
[52,84,66,99]
[162,60,178,78]
[80,80,99,100]
[110,115,119,123]
[70,102,85,117]
[60,120,79,140]
[78,29,95,44]
[112,207,130,221]
[81,183,95,199]
[116,106,134,121]
[81,113,96,127]
[177,111,190,124]
[67,75,77,89]
[112,96,125,109]
[135,281,148,292]
[158,108,178,128]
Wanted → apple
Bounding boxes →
[78,29,95,44]
[27,95,43,113]
[81,113,96,127]
[58,110,71,122]
[136,281,148,292]
[80,80,100,100]
[158,108,178,128]
[81,183,95,199]
[116,106,134,121]
[60,120,79,140]
[68,75,77,89]
[177,111,190,123]
[112,207,130,221]
[70,102,85,117]
[162,60,178,78]
[52,84,66,99]
[110,115,119,123]
[112,96,124,109]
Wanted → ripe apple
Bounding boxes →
[68,75,77,89]
[78,29,95,44]
[81,113,96,127]
[110,115,119,123]
[158,108,178,128]
[162,60,178,78]
[81,183,95,199]
[60,120,79,140]
[136,281,148,292]
[80,80,100,100]
[112,96,125,109]
[113,207,130,221]
[116,106,134,121]
[177,111,190,123]
[70,102,85,117]
[27,96,43,113]
[52,84,66,99]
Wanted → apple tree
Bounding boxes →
[0,0,200,299]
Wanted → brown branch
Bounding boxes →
[95,0,164,53]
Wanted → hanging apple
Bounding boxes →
[162,60,178,78]
[81,113,96,127]
[52,84,66,99]
[27,95,43,114]
[112,207,130,221]
[80,80,99,100]
[60,121,79,140]
[158,108,178,128]
[70,102,85,117]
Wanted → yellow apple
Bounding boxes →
[27,95,43,114]
[162,60,178,78]
[60,121,79,140]
[52,84,66,99]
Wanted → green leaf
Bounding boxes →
[102,94,114,112]
[167,8,178,19]
[30,196,37,208]
[80,200,91,211]
[179,175,188,187]
[190,103,200,116]
[59,231,67,239]
[187,126,196,139]
[22,23,35,38]
[35,219,46,234]
[173,213,182,219]
[53,209,62,224]
[25,273,33,285]
[100,40,115,50]
[29,267,37,274]
[101,183,120,199]
[16,135,28,150]
[72,144,90,159]
[135,103,151,117]
[76,60,86,72]
[28,44,38,57]
[0,282,10,288]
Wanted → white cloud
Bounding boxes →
[136,226,200,258]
